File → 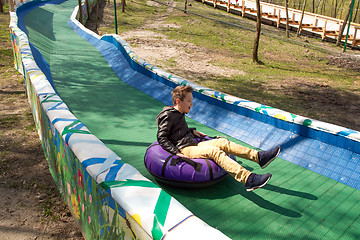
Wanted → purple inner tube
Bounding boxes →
[144,136,230,187]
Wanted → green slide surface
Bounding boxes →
[24,0,360,239]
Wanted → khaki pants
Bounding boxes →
[180,138,259,184]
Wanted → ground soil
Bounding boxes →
[0,79,84,239]
[1,10,84,240]
[1,1,360,239]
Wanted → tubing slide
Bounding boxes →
[9,0,360,239]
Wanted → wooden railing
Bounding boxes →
[9,0,359,47]
[201,0,360,47]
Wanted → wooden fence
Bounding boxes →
[201,0,360,47]
[8,0,360,47]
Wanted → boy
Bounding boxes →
[156,85,280,191]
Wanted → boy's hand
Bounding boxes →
[176,151,189,159]
[193,130,206,138]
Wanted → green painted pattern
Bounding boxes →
[23,0,360,239]
[62,120,92,135]
[152,190,172,239]
[100,179,159,191]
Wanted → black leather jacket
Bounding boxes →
[156,106,197,154]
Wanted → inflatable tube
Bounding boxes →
[144,136,230,188]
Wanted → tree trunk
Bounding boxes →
[319,0,325,15]
[285,0,290,37]
[337,0,354,45]
[353,0,360,22]
[96,0,100,29]
[315,0,321,13]
[297,0,307,37]
[312,0,315,13]
[78,0,83,24]
[333,0,338,18]
[121,0,125,12]
[0,0,4,12]
[252,0,262,63]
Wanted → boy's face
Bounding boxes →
[175,92,193,114]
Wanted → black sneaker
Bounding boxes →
[245,173,272,192]
[258,146,281,169]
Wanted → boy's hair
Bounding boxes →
[171,85,193,105]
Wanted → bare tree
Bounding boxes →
[337,0,354,46]
[252,0,262,63]
[78,0,83,23]
[333,0,339,18]
[353,0,360,22]
[315,0,321,13]
[121,0,126,12]
[285,0,290,37]
[0,0,4,12]
[312,0,315,13]
[320,0,326,15]
[297,0,307,36]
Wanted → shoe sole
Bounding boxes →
[261,147,281,169]
[246,174,272,192]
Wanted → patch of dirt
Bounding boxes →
[86,0,245,82]
[122,32,245,80]
[0,80,84,240]
[1,11,84,240]
[327,54,360,71]
[279,81,360,128]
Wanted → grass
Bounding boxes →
[1,4,23,83]
[97,0,166,34]
[92,0,360,130]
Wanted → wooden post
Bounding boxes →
[213,0,216,8]
[297,0,307,37]
[277,10,281,27]
[185,0,187,13]
[322,20,327,40]
[227,0,230,12]
[242,0,245,17]
[78,0,83,24]
[352,27,358,47]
